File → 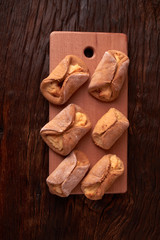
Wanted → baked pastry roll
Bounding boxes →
[81,154,124,200]
[40,55,89,105]
[40,104,91,156]
[92,108,129,150]
[47,150,90,197]
[88,50,129,102]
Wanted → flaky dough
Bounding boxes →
[88,50,129,102]
[81,154,124,200]
[40,55,89,105]
[47,150,90,197]
[40,104,91,156]
[92,108,129,150]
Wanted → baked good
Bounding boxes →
[40,104,91,156]
[81,154,124,200]
[88,50,129,102]
[92,108,129,150]
[40,55,89,105]
[46,150,90,197]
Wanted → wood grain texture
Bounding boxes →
[0,0,160,239]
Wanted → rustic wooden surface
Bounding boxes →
[0,0,160,239]
[49,32,128,194]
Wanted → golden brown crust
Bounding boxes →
[92,108,129,150]
[81,154,124,200]
[40,55,89,105]
[88,50,129,102]
[40,104,92,156]
[46,150,90,197]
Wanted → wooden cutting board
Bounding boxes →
[49,31,128,194]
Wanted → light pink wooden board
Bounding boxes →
[49,31,128,194]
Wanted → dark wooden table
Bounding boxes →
[0,0,160,239]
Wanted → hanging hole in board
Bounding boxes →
[84,47,94,58]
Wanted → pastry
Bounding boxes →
[46,150,90,197]
[40,104,91,156]
[88,50,129,102]
[92,108,129,150]
[81,154,124,200]
[40,55,89,105]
